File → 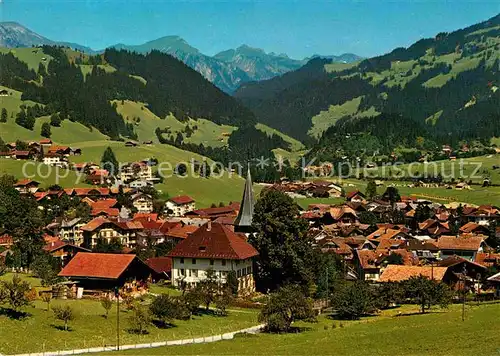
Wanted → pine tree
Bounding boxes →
[101,146,119,176]
[41,122,51,138]
[0,108,7,123]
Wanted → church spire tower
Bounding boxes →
[234,164,254,233]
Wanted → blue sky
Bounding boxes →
[1,0,499,58]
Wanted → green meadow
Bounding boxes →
[113,303,500,356]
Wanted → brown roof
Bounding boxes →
[81,217,143,232]
[379,265,449,282]
[14,178,39,187]
[187,205,239,218]
[437,235,483,251]
[329,205,358,220]
[475,252,500,267]
[169,195,195,205]
[168,222,258,260]
[165,224,199,240]
[59,253,139,279]
[145,257,172,274]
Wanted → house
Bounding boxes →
[328,205,359,225]
[437,235,484,261]
[164,223,199,244]
[145,257,172,282]
[80,217,143,248]
[169,222,258,296]
[459,222,491,235]
[14,179,40,194]
[125,141,139,147]
[58,252,154,291]
[438,256,487,290]
[185,203,240,220]
[164,195,196,216]
[418,219,450,237]
[353,249,418,281]
[0,89,9,96]
[14,150,33,160]
[43,152,65,166]
[346,190,366,203]
[119,161,153,183]
[43,237,90,267]
[131,193,153,213]
[59,218,86,245]
[39,138,52,146]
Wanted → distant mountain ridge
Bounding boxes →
[0,21,362,92]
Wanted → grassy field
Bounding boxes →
[113,100,237,147]
[112,303,500,356]
[0,47,52,71]
[0,159,90,188]
[0,115,109,144]
[0,85,42,116]
[256,123,305,152]
[79,64,117,78]
[0,279,258,354]
[356,155,500,185]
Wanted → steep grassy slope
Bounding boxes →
[235,14,500,144]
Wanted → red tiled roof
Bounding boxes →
[459,222,489,234]
[379,265,449,282]
[165,224,199,240]
[91,208,120,217]
[91,199,118,210]
[81,217,143,232]
[169,195,195,205]
[187,205,239,218]
[474,252,500,267]
[59,253,137,279]
[346,190,364,199]
[0,234,13,246]
[437,235,483,251]
[14,178,39,187]
[169,222,258,260]
[133,213,159,222]
[145,257,172,274]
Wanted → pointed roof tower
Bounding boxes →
[234,164,254,233]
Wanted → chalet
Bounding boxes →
[59,218,86,245]
[58,252,154,291]
[164,195,196,216]
[80,217,143,248]
[169,222,258,295]
[346,190,366,203]
[42,152,66,166]
[328,205,359,225]
[120,161,153,183]
[39,138,52,146]
[43,237,90,267]
[437,235,484,261]
[14,179,40,194]
[185,203,240,220]
[438,256,487,290]
[459,222,491,235]
[145,257,172,282]
[48,145,71,156]
[131,193,154,213]
[418,219,450,237]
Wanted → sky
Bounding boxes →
[1,0,499,58]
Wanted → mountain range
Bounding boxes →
[0,22,362,93]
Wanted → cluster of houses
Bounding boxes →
[3,169,500,299]
[301,190,500,295]
[0,139,81,167]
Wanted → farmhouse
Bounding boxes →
[169,222,258,295]
[58,252,154,291]
[14,179,40,194]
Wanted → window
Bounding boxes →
[192,269,198,277]
[221,260,226,266]
[180,269,185,276]
[180,258,184,264]
[210,259,214,266]
[192,258,197,265]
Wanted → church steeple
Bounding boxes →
[234,164,254,233]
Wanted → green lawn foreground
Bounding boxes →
[0,275,258,354]
[113,303,500,356]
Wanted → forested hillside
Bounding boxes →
[235,14,500,149]
[0,45,290,168]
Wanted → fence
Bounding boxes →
[7,324,265,356]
